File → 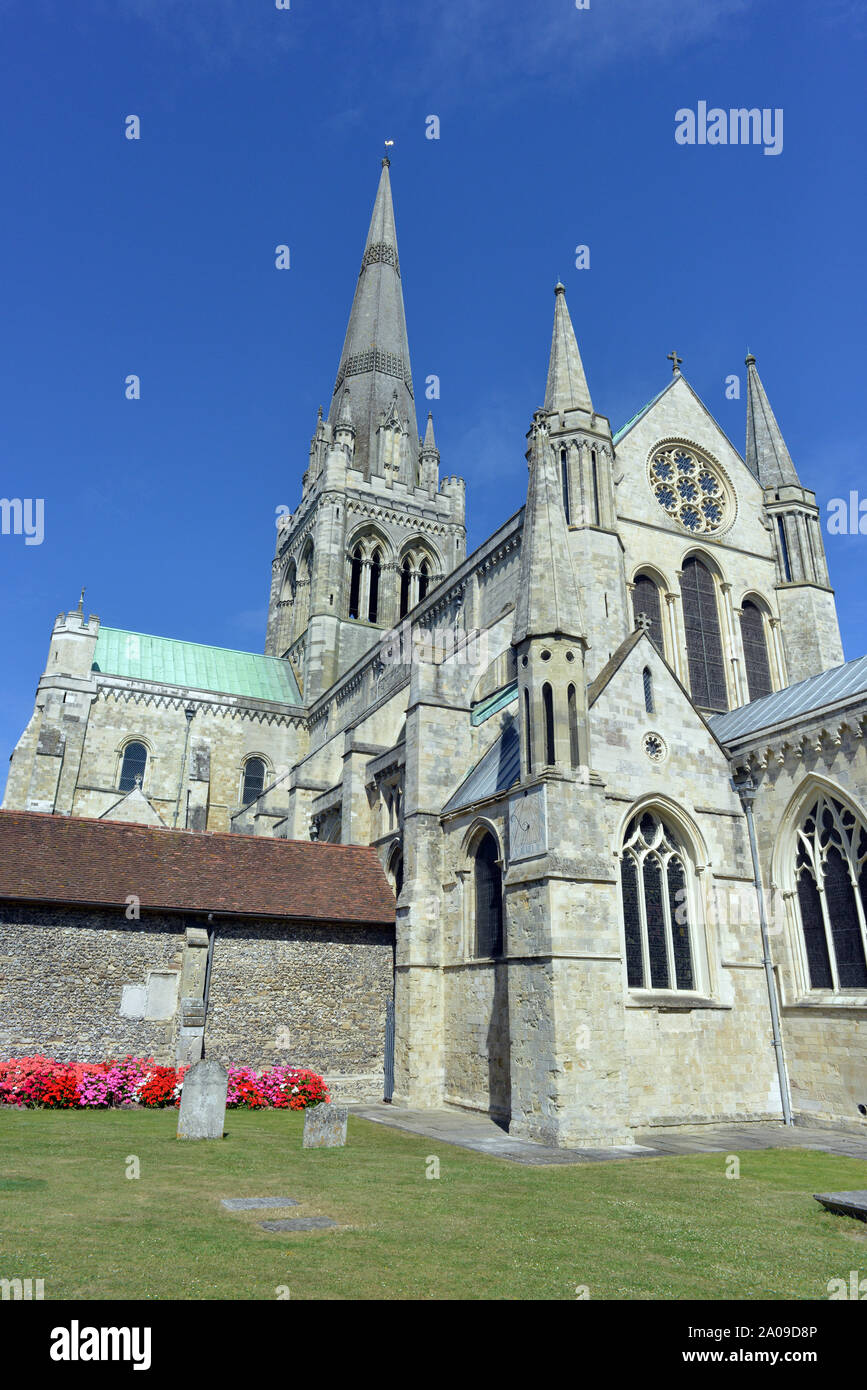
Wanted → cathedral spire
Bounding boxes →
[745,353,801,488]
[327,158,416,477]
[513,415,586,646]
[544,283,593,415]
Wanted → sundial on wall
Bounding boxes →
[509,785,548,862]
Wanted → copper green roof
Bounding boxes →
[92,627,301,705]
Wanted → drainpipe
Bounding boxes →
[732,774,793,1126]
[172,704,197,828]
[201,913,216,1061]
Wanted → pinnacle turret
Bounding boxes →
[745,354,801,488]
[544,283,593,415]
[512,415,586,647]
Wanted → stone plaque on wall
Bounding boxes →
[508,785,548,862]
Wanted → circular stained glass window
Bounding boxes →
[648,445,732,535]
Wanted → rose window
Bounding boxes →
[649,446,731,535]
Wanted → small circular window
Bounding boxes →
[648,443,733,535]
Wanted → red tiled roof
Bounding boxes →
[0,812,396,927]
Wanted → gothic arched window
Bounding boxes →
[368,548,382,623]
[399,558,412,619]
[632,574,664,655]
[542,683,555,765]
[119,741,148,792]
[643,666,654,714]
[794,793,867,990]
[474,832,503,958]
[740,600,773,702]
[523,688,533,774]
[681,557,727,712]
[241,757,266,806]
[561,448,571,524]
[418,559,430,604]
[591,449,600,524]
[619,811,695,991]
[348,545,363,620]
[568,683,579,769]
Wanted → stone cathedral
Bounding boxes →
[4,159,867,1148]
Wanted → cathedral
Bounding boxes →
[3,158,866,1147]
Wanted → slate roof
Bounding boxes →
[93,627,301,705]
[0,812,395,926]
[442,718,520,815]
[709,655,867,747]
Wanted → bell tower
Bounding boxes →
[264,158,466,701]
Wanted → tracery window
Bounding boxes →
[794,793,867,990]
[474,832,503,958]
[681,557,728,712]
[119,741,148,792]
[619,810,695,991]
[649,443,731,535]
[397,545,437,619]
[740,600,773,702]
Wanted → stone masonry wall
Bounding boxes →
[0,905,394,1096]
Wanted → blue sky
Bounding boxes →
[0,0,865,770]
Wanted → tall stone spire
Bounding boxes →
[513,415,585,646]
[544,283,593,415]
[327,158,417,477]
[745,353,801,488]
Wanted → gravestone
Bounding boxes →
[177,1061,228,1140]
[221,1197,299,1211]
[260,1217,337,1232]
[302,1103,348,1149]
[813,1190,867,1221]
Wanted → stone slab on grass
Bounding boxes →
[814,1190,867,1221]
[259,1217,338,1232]
[221,1197,299,1211]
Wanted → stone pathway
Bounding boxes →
[349,1103,867,1166]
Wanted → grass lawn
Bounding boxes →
[1,1108,866,1300]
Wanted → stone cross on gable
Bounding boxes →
[667,350,683,375]
[635,612,652,634]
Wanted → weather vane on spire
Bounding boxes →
[383,138,394,166]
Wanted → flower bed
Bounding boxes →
[0,1056,329,1111]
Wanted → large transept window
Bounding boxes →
[794,793,867,990]
[681,557,727,712]
[619,811,695,991]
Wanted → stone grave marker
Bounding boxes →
[177,1060,228,1140]
[302,1103,348,1149]
[260,1217,337,1232]
[813,1190,867,1221]
[221,1197,299,1211]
